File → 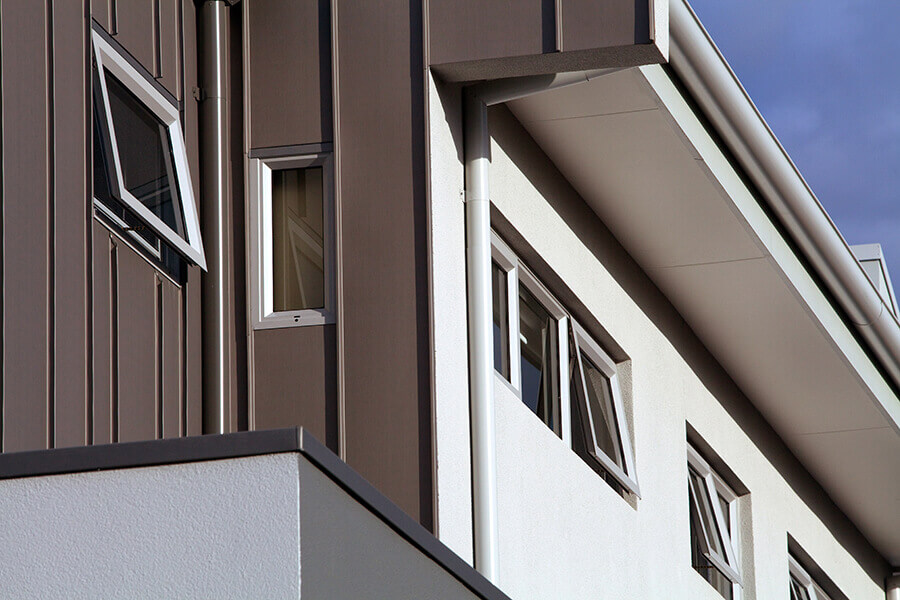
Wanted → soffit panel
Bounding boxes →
[511,106,765,268]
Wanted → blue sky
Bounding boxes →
[689,0,900,274]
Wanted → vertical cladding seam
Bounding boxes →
[110,240,118,443]
[85,0,93,446]
[0,0,4,452]
[47,0,56,449]
[179,0,188,439]
[329,0,346,461]
[156,277,163,439]
[152,0,161,79]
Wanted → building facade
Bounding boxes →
[0,0,897,598]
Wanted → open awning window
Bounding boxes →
[92,30,206,270]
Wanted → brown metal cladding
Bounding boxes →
[157,0,181,100]
[91,0,111,33]
[335,0,433,528]
[252,326,337,450]
[559,0,651,51]
[247,0,333,149]
[182,0,203,437]
[53,0,91,449]
[160,279,182,438]
[1,0,52,452]
[113,0,155,81]
[92,225,115,444]
[115,247,158,443]
[428,0,554,66]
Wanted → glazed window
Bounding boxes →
[490,232,639,496]
[570,322,639,495]
[688,444,742,598]
[249,154,334,328]
[789,554,833,600]
[92,30,205,269]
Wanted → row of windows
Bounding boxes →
[491,232,839,600]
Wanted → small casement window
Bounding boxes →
[789,554,834,600]
[249,153,334,328]
[92,30,205,270]
[490,231,639,497]
[688,444,742,598]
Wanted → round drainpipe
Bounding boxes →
[198,0,233,434]
[462,68,619,584]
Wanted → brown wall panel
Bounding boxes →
[252,325,337,450]
[157,0,181,99]
[182,0,203,437]
[92,225,115,444]
[336,0,432,527]
[247,0,332,149]
[560,0,650,52]
[428,0,553,66]
[91,0,111,33]
[115,247,158,443]
[1,0,51,452]
[53,0,91,449]
[114,0,155,76]
[160,279,182,438]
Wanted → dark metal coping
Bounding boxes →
[0,428,511,600]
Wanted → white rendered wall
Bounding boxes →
[0,454,302,599]
[0,453,484,600]
[427,71,475,565]
[427,75,888,599]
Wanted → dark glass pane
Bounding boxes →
[580,352,624,468]
[519,286,559,435]
[492,262,510,379]
[105,73,185,238]
[273,167,325,311]
[690,486,733,599]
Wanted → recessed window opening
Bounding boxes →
[789,554,833,600]
[249,153,334,329]
[688,444,742,599]
[490,231,639,497]
[92,30,205,270]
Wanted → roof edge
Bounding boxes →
[669,0,900,431]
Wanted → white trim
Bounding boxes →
[687,444,742,588]
[571,321,640,497]
[92,31,206,270]
[249,153,335,330]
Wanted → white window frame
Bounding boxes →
[688,444,742,590]
[491,232,571,444]
[489,232,639,495]
[789,554,833,600]
[249,153,335,329]
[571,321,640,496]
[92,30,206,270]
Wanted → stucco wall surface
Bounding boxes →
[0,450,485,600]
[0,454,302,599]
[427,73,887,600]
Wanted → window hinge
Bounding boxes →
[192,86,205,102]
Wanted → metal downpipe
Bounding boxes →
[463,68,619,584]
[199,0,232,434]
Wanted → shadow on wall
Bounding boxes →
[486,102,891,586]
